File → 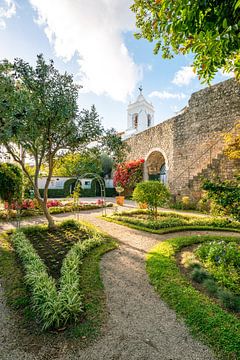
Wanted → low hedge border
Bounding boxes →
[0,203,113,221]
[147,235,240,360]
[103,215,240,235]
[10,220,111,330]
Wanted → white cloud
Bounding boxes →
[172,66,196,86]
[28,0,141,102]
[149,90,186,100]
[0,0,16,29]
[219,68,234,78]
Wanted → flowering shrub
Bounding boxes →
[5,199,35,210]
[46,200,63,208]
[113,159,144,191]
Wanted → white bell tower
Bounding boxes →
[123,86,154,139]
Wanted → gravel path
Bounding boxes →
[1,210,239,360]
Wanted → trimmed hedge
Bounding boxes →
[147,235,240,359]
[104,209,240,234]
[11,221,105,330]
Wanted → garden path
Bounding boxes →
[1,209,239,360]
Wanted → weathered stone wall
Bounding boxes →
[125,78,240,198]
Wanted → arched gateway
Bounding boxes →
[144,149,168,184]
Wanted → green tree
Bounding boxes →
[133,180,170,218]
[53,150,102,177]
[131,0,240,82]
[0,163,23,205]
[0,55,104,228]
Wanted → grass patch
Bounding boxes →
[103,209,240,234]
[0,221,117,340]
[147,234,240,359]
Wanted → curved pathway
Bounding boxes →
[1,210,239,360]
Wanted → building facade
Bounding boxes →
[124,78,240,200]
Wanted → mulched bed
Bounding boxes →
[24,227,89,280]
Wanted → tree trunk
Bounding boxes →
[35,192,56,230]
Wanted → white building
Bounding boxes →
[122,87,154,140]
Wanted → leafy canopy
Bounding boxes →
[0,163,23,204]
[0,55,122,227]
[131,0,240,82]
[133,180,170,217]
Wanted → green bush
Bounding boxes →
[132,181,170,217]
[0,163,23,203]
[190,267,209,283]
[202,177,240,221]
[11,222,104,330]
[202,278,219,296]
[196,241,240,295]
[218,290,240,312]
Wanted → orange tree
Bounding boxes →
[113,159,144,194]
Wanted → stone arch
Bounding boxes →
[144,148,168,183]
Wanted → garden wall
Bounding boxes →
[125,78,240,199]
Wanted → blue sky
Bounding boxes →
[0,0,233,131]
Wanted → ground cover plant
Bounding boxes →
[4,220,117,332]
[105,209,240,234]
[147,234,240,359]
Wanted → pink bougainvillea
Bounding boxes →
[113,158,144,191]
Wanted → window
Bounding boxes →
[147,114,151,127]
[133,114,138,129]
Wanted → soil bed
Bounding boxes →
[23,225,89,279]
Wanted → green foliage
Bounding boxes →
[132,181,170,217]
[196,240,240,295]
[53,150,102,177]
[131,0,240,82]
[202,278,219,296]
[0,55,110,228]
[190,268,209,283]
[72,183,81,208]
[202,177,240,220]
[0,163,23,203]
[10,222,106,330]
[107,209,240,234]
[0,228,117,340]
[146,234,240,359]
[217,289,240,312]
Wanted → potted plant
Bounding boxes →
[115,185,125,206]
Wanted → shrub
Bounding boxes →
[202,278,219,296]
[190,267,209,283]
[202,177,240,221]
[132,181,170,218]
[0,163,23,204]
[218,290,240,312]
[196,240,240,295]
[113,158,144,192]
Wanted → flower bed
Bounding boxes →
[104,209,240,233]
[10,220,110,330]
[147,235,240,359]
[0,200,113,220]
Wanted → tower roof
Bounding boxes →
[128,86,153,110]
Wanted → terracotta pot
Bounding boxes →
[138,202,148,209]
[116,196,125,206]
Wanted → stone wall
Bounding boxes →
[125,78,240,198]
